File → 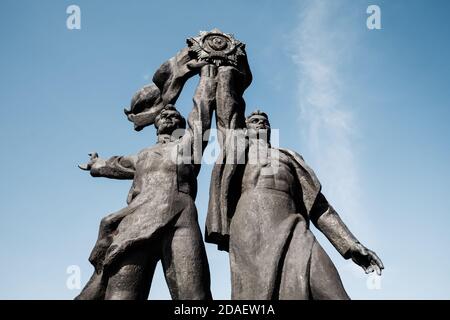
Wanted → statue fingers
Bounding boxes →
[361,265,369,274]
[78,163,90,171]
[370,252,384,270]
[187,60,209,70]
[365,265,374,274]
[372,263,382,276]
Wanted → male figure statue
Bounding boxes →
[206,110,384,299]
[76,64,216,300]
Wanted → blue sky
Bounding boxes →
[0,0,449,299]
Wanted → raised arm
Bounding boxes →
[126,48,208,131]
[310,192,384,275]
[182,64,217,164]
[78,152,137,180]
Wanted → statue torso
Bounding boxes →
[241,143,296,196]
[129,139,197,202]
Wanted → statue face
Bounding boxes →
[246,114,271,141]
[156,109,183,135]
[247,114,270,131]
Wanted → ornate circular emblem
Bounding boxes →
[187,29,246,66]
[206,35,229,51]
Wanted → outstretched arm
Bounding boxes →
[310,193,384,275]
[78,152,137,180]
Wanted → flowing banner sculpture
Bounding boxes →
[76,29,383,300]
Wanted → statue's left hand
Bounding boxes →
[78,152,99,171]
[349,243,384,275]
[175,47,209,76]
[186,59,209,71]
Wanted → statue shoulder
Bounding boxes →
[277,147,305,163]
[277,147,321,185]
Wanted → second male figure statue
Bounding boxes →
[206,110,384,299]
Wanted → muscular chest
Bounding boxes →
[242,149,295,191]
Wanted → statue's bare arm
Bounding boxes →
[78,152,137,180]
[182,64,217,164]
[310,193,384,275]
[127,49,210,130]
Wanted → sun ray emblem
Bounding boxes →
[187,28,246,67]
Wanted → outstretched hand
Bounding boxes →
[78,152,99,171]
[349,243,384,275]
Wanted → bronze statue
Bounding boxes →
[76,63,216,300]
[76,29,384,300]
[206,110,384,299]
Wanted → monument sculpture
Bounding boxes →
[76,29,383,300]
[76,61,217,300]
[205,110,384,299]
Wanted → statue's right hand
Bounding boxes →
[78,152,99,171]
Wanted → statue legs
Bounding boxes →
[101,205,211,300]
[104,246,158,300]
[74,270,107,300]
[308,240,350,300]
[160,213,212,300]
[277,225,350,300]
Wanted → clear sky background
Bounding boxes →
[1,0,449,299]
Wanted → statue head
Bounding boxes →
[154,105,186,136]
[245,110,271,143]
